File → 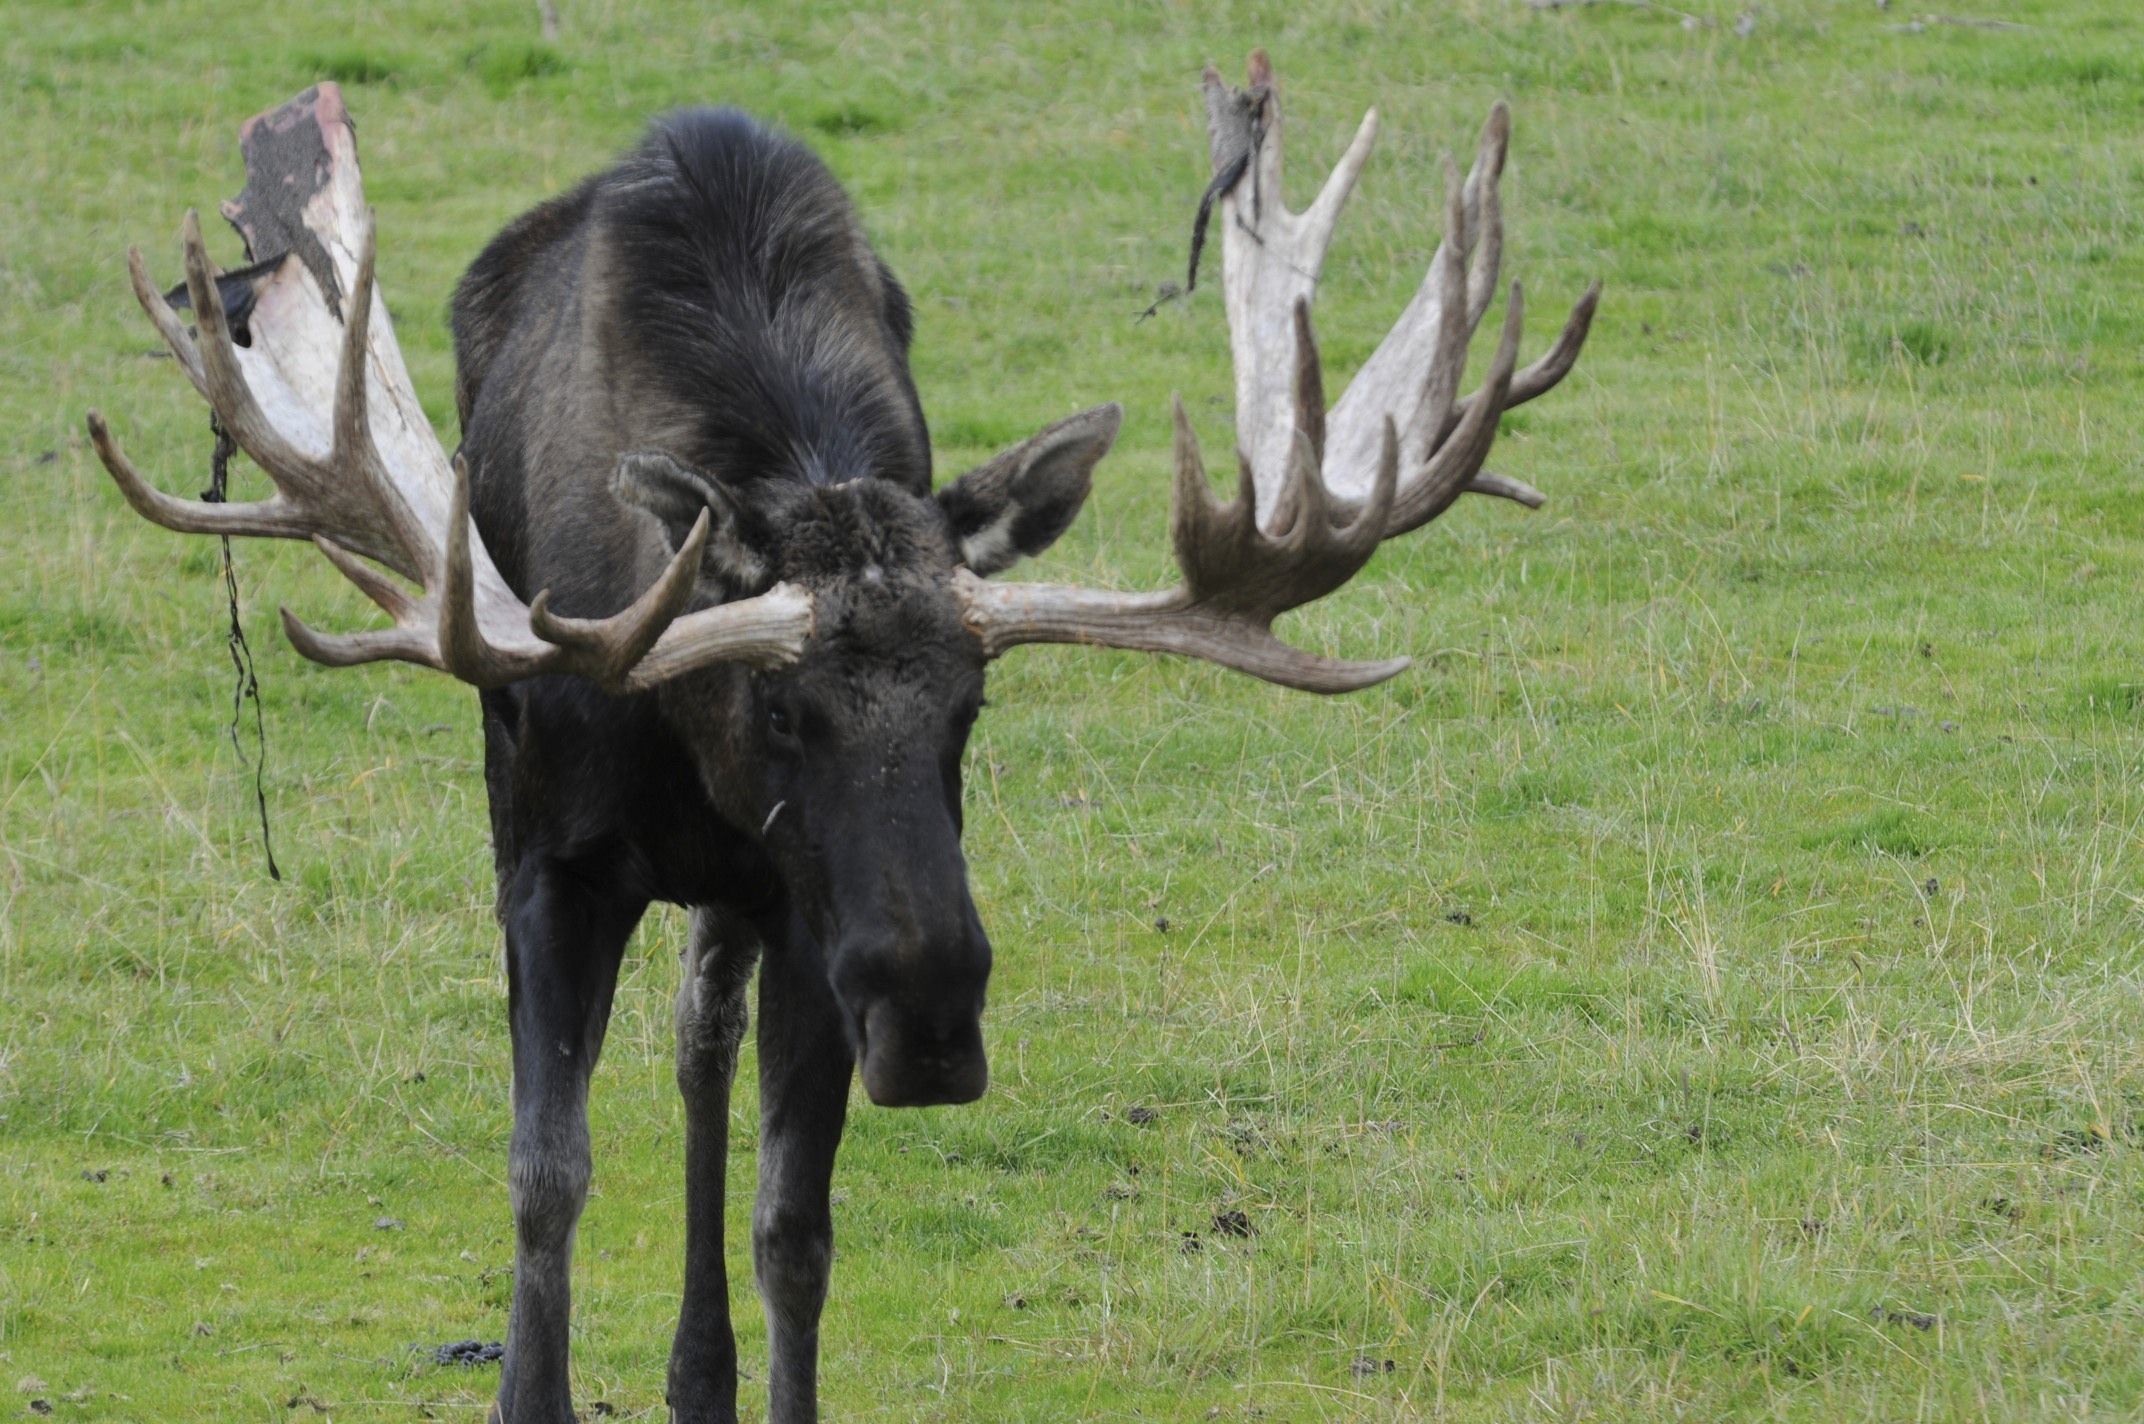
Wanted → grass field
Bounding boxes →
[6,0,2144,1419]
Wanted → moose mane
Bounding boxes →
[453,107,931,501]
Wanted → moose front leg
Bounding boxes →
[753,923,854,1424]
[494,859,641,1424]
[667,907,762,1423]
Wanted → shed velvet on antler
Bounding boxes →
[955,49,1599,691]
[86,98,811,696]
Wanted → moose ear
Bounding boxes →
[936,403,1121,575]
[612,451,769,588]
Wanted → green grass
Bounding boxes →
[5,0,2144,1420]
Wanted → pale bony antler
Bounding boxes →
[85,84,810,694]
[960,52,1598,694]
[1203,49,1599,533]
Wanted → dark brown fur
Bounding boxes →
[448,108,1113,1424]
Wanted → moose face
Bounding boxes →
[751,577,995,1108]
[633,414,1117,1106]
[748,483,996,1107]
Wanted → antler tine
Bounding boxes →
[1460,104,1510,331]
[1292,299,1327,479]
[177,210,311,481]
[1340,417,1403,554]
[1168,394,1222,565]
[529,507,713,682]
[1466,473,1547,508]
[1417,158,1476,463]
[311,534,420,620]
[1386,282,1526,537]
[1499,279,1602,411]
[1233,46,1381,262]
[326,211,424,583]
[1245,49,1282,204]
[434,453,489,682]
[85,411,308,539]
[325,209,449,585]
[126,246,208,392]
[329,213,396,514]
[280,604,432,669]
[1301,108,1380,253]
[1275,299,1330,543]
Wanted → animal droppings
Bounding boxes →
[1871,1305,1936,1332]
[432,1340,505,1366]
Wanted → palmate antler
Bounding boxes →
[960,52,1599,693]
[86,84,810,694]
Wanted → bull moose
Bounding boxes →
[85,51,1596,1424]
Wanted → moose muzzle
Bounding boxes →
[854,990,989,1108]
